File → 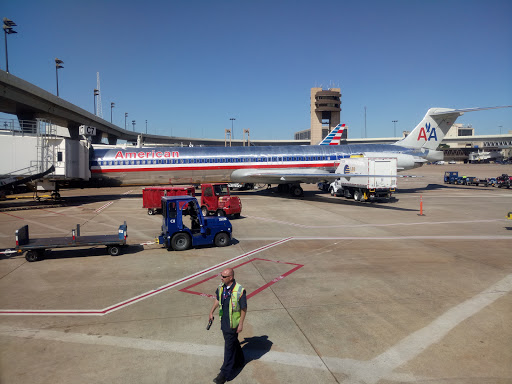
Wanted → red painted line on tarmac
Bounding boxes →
[179,257,304,299]
[247,261,304,299]
[0,237,294,316]
[40,209,67,216]
[0,212,24,219]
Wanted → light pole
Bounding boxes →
[93,89,99,115]
[364,106,367,138]
[230,118,236,140]
[125,113,128,129]
[499,125,503,135]
[145,120,148,134]
[3,18,17,73]
[392,120,398,137]
[110,102,115,123]
[55,58,64,97]
[132,120,136,131]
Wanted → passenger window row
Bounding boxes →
[94,155,337,167]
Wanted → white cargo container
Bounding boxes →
[329,157,397,201]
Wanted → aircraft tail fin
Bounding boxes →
[394,106,512,150]
[319,124,346,145]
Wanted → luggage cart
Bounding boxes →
[15,222,127,262]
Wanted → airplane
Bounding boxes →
[89,106,511,196]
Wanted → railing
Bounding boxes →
[0,118,57,174]
[0,118,39,135]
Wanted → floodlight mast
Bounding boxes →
[55,58,64,97]
[3,18,17,73]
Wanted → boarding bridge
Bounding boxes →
[0,119,90,191]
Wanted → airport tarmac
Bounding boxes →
[0,163,511,384]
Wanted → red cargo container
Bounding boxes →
[142,186,195,215]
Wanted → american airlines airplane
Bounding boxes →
[90,106,510,196]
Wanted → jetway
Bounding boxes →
[0,119,90,191]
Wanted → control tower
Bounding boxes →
[310,87,341,144]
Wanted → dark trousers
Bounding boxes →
[221,329,245,380]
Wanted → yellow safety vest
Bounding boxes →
[218,282,245,329]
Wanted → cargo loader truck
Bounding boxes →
[329,157,397,202]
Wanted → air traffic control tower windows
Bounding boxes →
[310,87,342,145]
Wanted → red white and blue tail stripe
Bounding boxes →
[319,124,346,145]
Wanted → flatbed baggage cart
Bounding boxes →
[15,222,128,262]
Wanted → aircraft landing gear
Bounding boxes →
[277,183,303,197]
[289,184,303,197]
[277,184,289,194]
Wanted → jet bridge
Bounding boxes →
[0,119,91,192]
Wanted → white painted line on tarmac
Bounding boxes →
[0,238,293,316]
[94,201,114,213]
[324,273,512,383]
[246,215,507,229]
[1,274,510,382]
[293,235,512,240]
[2,235,511,316]
[0,324,326,371]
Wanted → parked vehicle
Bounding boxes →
[317,181,330,192]
[157,196,232,251]
[15,223,128,262]
[143,186,195,215]
[485,177,497,187]
[200,183,242,218]
[329,157,397,202]
[227,183,254,190]
[444,171,459,184]
[497,174,511,188]
[465,176,480,186]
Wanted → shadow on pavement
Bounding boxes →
[241,335,273,363]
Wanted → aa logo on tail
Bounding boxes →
[417,123,437,142]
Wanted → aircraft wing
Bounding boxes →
[231,168,337,184]
[230,168,416,184]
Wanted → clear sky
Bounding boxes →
[2,0,511,140]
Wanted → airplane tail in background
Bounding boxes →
[394,106,512,150]
[319,124,346,145]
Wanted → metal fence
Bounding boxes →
[0,118,45,135]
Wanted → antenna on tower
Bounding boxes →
[96,72,103,118]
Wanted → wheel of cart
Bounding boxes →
[171,233,191,251]
[214,232,230,247]
[25,249,44,262]
[107,245,121,256]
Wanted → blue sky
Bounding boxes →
[2,0,511,140]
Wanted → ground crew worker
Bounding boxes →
[209,268,247,384]
[184,201,200,230]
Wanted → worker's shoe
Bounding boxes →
[213,373,226,384]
